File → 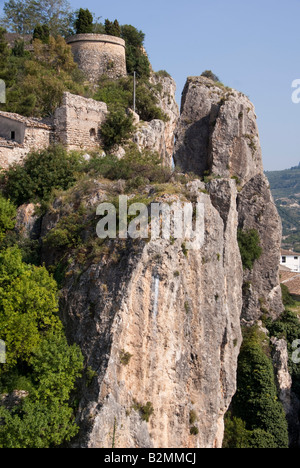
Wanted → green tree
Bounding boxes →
[74,8,94,34]
[1,0,74,36]
[11,39,26,57]
[105,19,121,37]
[0,244,84,448]
[100,109,134,150]
[32,35,77,74]
[231,327,289,448]
[0,27,9,59]
[0,334,83,448]
[94,76,167,122]
[120,24,150,78]
[121,24,145,48]
[3,145,83,206]
[33,23,50,43]
[0,34,86,117]
[0,195,16,243]
[0,247,61,369]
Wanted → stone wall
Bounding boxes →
[67,34,127,83]
[0,140,28,169]
[54,92,108,151]
[0,119,53,169]
[24,126,53,150]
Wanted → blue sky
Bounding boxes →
[1,0,300,171]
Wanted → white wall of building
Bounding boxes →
[281,253,300,272]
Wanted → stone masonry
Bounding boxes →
[54,92,108,151]
[0,93,108,168]
[0,112,53,169]
[67,34,127,83]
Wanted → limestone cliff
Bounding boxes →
[133,73,179,168]
[38,75,283,448]
[174,76,283,322]
[59,180,243,448]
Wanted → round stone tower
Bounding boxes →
[67,34,127,83]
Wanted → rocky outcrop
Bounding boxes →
[238,175,283,321]
[174,76,263,183]
[59,180,243,448]
[150,73,179,164]
[174,76,283,322]
[46,75,284,448]
[272,337,300,447]
[15,203,41,239]
[133,119,167,162]
[133,73,179,168]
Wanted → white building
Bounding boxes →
[280,249,300,273]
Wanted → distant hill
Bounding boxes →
[266,163,300,252]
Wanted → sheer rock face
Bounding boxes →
[133,74,179,168]
[237,174,283,321]
[174,76,263,184]
[61,181,243,449]
[174,76,283,322]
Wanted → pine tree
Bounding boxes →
[74,8,94,34]
[33,24,50,43]
[105,19,121,37]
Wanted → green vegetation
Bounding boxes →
[0,195,16,242]
[0,245,84,448]
[201,70,220,82]
[84,145,171,187]
[281,283,296,307]
[223,326,289,448]
[2,145,84,207]
[190,426,199,436]
[265,305,300,405]
[133,401,154,422]
[94,75,168,123]
[74,8,94,34]
[33,24,50,43]
[0,30,87,117]
[237,228,262,270]
[105,19,121,37]
[120,350,133,366]
[100,109,134,150]
[1,0,74,36]
[44,205,86,251]
[266,164,300,252]
[0,149,85,448]
[189,409,197,425]
[0,333,83,448]
[120,24,150,79]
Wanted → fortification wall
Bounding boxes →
[54,92,108,151]
[67,34,127,83]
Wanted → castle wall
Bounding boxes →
[54,92,108,151]
[67,34,127,83]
